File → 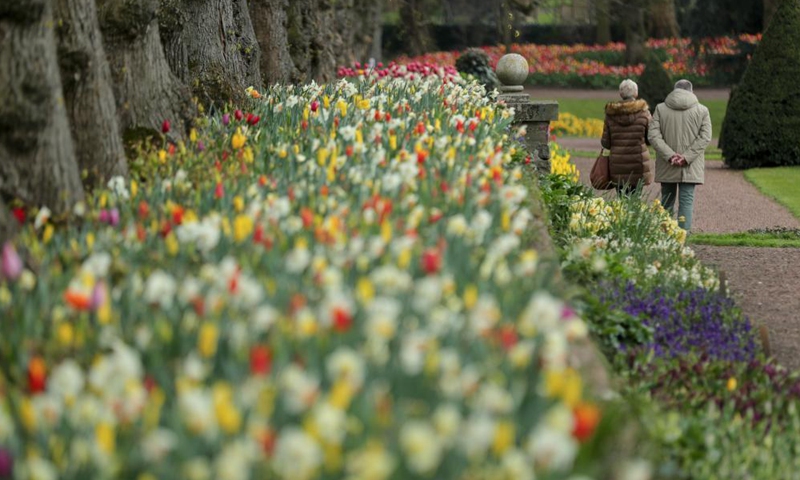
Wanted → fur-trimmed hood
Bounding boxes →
[604,99,650,126]
[605,99,649,115]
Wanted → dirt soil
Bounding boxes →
[567,151,800,368]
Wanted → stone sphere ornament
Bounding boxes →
[495,53,529,91]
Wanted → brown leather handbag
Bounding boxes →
[590,150,613,190]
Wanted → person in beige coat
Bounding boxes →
[648,79,712,231]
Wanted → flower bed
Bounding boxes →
[0,78,642,479]
[551,113,604,139]
[541,152,800,477]
[380,35,761,89]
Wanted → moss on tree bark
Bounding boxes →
[159,0,262,106]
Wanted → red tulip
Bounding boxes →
[27,356,46,394]
[332,307,353,333]
[12,207,25,225]
[572,403,601,442]
[161,119,171,134]
[250,345,273,375]
[421,248,441,274]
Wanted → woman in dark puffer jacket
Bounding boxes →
[601,79,654,195]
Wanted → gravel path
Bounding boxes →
[567,152,800,367]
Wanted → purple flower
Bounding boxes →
[1,243,22,281]
[197,140,206,152]
[0,448,12,478]
[222,113,230,126]
[599,282,758,362]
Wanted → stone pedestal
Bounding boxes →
[495,54,559,173]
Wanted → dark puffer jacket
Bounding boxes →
[601,99,654,186]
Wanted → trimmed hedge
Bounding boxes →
[454,48,498,93]
[637,54,673,112]
[721,0,800,168]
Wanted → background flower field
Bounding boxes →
[394,35,761,89]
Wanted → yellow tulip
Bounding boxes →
[198,322,219,358]
[233,196,245,213]
[43,224,54,244]
[233,215,254,242]
[231,130,246,150]
[165,232,179,256]
[57,322,74,346]
[463,284,478,310]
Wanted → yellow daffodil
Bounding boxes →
[492,421,515,456]
[96,422,115,454]
[727,377,737,391]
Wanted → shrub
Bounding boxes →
[454,48,499,94]
[721,0,800,168]
[637,53,673,111]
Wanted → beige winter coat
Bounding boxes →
[601,99,654,186]
[648,89,712,184]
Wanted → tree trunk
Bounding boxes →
[0,0,84,217]
[399,0,432,57]
[159,0,262,106]
[764,0,780,31]
[349,0,383,64]
[98,0,194,142]
[286,0,339,83]
[500,0,513,54]
[623,0,646,65]
[0,200,17,244]
[647,0,678,38]
[369,0,383,62]
[249,0,297,85]
[55,0,128,186]
[595,0,611,44]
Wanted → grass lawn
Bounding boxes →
[744,167,800,220]
[556,98,727,140]
[689,231,800,248]
[567,145,722,161]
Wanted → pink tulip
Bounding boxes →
[90,281,108,311]
[1,242,23,281]
[109,209,120,227]
[0,448,12,478]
